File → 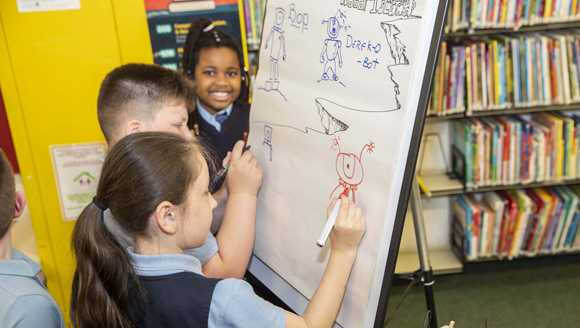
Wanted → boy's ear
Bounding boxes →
[154,201,177,235]
[14,191,26,219]
[125,119,143,136]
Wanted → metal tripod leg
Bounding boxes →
[410,174,437,328]
[384,174,437,328]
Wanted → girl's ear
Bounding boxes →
[155,201,177,235]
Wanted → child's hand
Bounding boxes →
[226,140,263,196]
[328,195,366,255]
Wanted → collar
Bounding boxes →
[127,247,204,277]
[0,258,46,290]
[196,99,233,133]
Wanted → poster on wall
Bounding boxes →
[16,0,80,13]
[50,142,106,222]
[144,0,245,71]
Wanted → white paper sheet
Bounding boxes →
[247,1,428,327]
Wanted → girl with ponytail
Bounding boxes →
[70,132,366,328]
[182,18,250,165]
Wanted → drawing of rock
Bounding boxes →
[315,99,349,134]
[380,22,409,65]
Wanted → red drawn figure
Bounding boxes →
[329,136,374,203]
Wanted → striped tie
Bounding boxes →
[215,113,228,124]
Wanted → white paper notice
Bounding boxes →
[50,142,106,222]
[17,0,81,13]
[247,1,427,327]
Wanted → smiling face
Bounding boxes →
[194,47,242,115]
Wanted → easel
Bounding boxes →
[384,174,437,328]
[384,132,451,327]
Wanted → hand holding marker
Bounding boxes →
[213,145,251,184]
[317,189,365,249]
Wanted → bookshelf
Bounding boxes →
[239,2,580,271]
[426,103,580,121]
[422,1,580,268]
[421,172,580,197]
[443,21,580,39]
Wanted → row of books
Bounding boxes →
[428,29,580,116]
[446,0,580,32]
[453,186,580,261]
[452,113,580,189]
[241,0,266,50]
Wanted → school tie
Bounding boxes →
[215,112,228,125]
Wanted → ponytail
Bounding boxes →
[70,203,143,328]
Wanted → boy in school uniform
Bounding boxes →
[0,150,65,328]
[96,63,261,279]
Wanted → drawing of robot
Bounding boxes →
[329,136,374,203]
[319,10,348,82]
[263,125,273,161]
[264,8,286,91]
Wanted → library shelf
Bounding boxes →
[395,246,463,275]
[425,103,580,122]
[443,20,580,39]
[420,172,580,198]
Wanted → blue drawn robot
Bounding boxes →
[264,8,286,91]
[263,125,273,161]
[320,10,347,81]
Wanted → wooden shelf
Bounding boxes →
[425,103,580,122]
[461,252,580,273]
[395,246,463,275]
[443,20,580,39]
[420,172,580,197]
[463,250,580,263]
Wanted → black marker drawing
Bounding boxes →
[259,7,288,101]
[380,12,421,109]
[252,96,402,137]
[319,10,349,87]
[316,99,349,134]
[263,125,273,161]
[371,0,418,17]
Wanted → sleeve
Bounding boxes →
[11,248,41,275]
[103,209,134,249]
[183,232,219,265]
[2,295,64,328]
[208,279,286,328]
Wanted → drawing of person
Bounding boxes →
[320,10,347,82]
[264,8,286,91]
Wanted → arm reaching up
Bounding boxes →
[285,195,365,328]
[202,140,263,278]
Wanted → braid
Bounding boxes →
[182,18,212,78]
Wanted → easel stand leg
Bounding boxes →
[384,175,437,328]
[409,175,437,328]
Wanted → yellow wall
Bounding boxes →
[0,0,152,324]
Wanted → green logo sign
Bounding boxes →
[156,24,172,34]
[159,48,176,59]
[162,63,178,71]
